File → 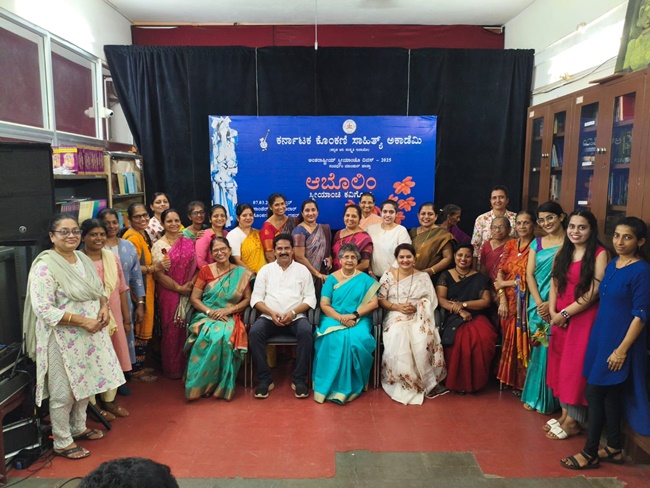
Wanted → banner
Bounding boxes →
[209,116,436,228]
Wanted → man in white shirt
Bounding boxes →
[249,234,317,399]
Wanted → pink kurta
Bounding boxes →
[547,246,605,406]
[93,254,132,372]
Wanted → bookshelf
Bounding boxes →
[106,151,146,227]
[522,68,649,240]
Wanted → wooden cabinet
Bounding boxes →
[523,69,649,239]
[106,151,146,225]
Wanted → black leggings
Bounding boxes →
[584,382,625,457]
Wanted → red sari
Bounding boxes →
[437,270,497,393]
[152,236,197,379]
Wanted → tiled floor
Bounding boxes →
[6,359,650,487]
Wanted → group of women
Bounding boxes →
[25,187,650,468]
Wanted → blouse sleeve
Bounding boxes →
[115,254,129,293]
[378,273,390,300]
[397,225,412,245]
[29,263,65,327]
[292,226,307,248]
[151,241,164,264]
[435,270,449,288]
[123,241,145,298]
[194,265,213,291]
[195,231,213,268]
[630,265,650,323]
[260,222,276,252]
[226,229,243,256]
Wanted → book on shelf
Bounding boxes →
[57,198,107,221]
[551,144,558,168]
[608,173,629,206]
[616,95,635,122]
[550,174,562,201]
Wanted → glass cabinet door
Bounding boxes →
[526,116,544,213]
[605,92,635,234]
[574,102,598,211]
[549,111,566,202]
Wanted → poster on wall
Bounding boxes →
[616,0,650,73]
[209,116,436,229]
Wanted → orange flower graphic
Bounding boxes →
[395,211,406,224]
[398,197,416,211]
[346,200,356,207]
[393,176,415,195]
[388,194,399,202]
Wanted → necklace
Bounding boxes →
[517,238,532,257]
[396,268,415,303]
[455,267,469,280]
[341,229,360,246]
[416,226,435,258]
[341,268,356,279]
[617,257,637,268]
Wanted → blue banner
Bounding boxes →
[209,116,436,228]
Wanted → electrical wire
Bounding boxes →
[4,451,54,487]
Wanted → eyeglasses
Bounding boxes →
[212,247,229,254]
[190,211,205,216]
[131,214,150,221]
[536,215,557,225]
[53,229,81,237]
[491,225,506,230]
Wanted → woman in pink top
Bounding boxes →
[195,204,229,268]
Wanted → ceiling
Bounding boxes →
[108,0,536,27]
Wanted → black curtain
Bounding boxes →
[105,45,533,232]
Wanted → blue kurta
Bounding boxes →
[583,258,650,436]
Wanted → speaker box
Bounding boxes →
[0,143,54,245]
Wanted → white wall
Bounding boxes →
[505,0,628,105]
[0,0,131,60]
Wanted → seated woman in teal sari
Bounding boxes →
[313,243,379,404]
[185,236,252,400]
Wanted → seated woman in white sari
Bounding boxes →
[379,243,447,405]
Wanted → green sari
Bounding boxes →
[184,264,252,400]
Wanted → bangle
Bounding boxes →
[291,309,297,318]
[66,313,73,325]
[430,267,436,275]
[389,303,394,310]
[205,308,211,315]
[497,289,504,295]
[137,300,145,305]
[613,350,627,360]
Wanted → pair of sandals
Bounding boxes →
[54,428,104,460]
[543,418,580,440]
[560,446,624,470]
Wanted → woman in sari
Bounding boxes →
[521,201,566,414]
[80,219,131,419]
[122,203,163,382]
[227,203,266,274]
[23,214,123,459]
[409,202,455,278]
[379,244,447,405]
[435,244,496,394]
[185,237,252,400]
[145,192,170,244]
[439,204,471,245]
[99,208,146,386]
[292,199,332,295]
[367,200,412,279]
[152,209,197,379]
[181,200,206,241]
[260,193,295,263]
[313,244,379,404]
[479,216,512,281]
[495,210,535,393]
[196,204,229,268]
[331,205,373,272]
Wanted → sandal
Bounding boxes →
[73,428,104,441]
[99,409,116,422]
[599,446,624,465]
[103,402,129,417]
[547,424,581,440]
[523,403,534,411]
[560,450,600,470]
[543,418,561,432]
[54,445,90,460]
[130,372,158,383]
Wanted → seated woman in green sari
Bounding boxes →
[313,243,379,404]
[185,236,252,400]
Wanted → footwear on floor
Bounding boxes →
[254,382,274,399]
[426,384,449,399]
[547,424,580,440]
[292,382,309,399]
[130,371,158,383]
[599,446,624,465]
[103,401,129,417]
[73,428,104,441]
[99,409,116,422]
[117,384,132,396]
[560,450,600,470]
[54,445,90,460]
[543,418,560,432]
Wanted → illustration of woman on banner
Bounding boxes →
[210,116,239,227]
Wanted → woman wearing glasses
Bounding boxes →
[521,201,566,414]
[185,237,252,400]
[181,201,207,241]
[23,214,124,459]
[122,203,165,382]
[196,204,229,269]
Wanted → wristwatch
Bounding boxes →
[462,302,468,309]
[291,309,297,318]
[352,311,360,319]
[560,309,570,321]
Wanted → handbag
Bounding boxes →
[439,313,464,347]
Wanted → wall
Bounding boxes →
[0,0,131,60]
[505,0,628,105]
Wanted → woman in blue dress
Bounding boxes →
[561,217,650,470]
[313,243,379,404]
[521,201,565,414]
